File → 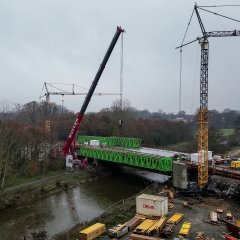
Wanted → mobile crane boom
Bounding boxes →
[63,26,124,156]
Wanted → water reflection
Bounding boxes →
[0,167,167,239]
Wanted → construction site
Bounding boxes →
[0,1,240,240]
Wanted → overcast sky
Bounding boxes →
[0,0,239,114]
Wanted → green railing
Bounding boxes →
[79,146,172,172]
[77,136,141,148]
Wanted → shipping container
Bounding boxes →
[136,194,168,217]
[80,223,106,240]
[225,220,240,238]
[224,234,238,240]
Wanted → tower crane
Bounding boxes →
[177,4,240,189]
[40,82,120,118]
[40,82,120,103]
[63,26,124,165]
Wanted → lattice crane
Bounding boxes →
[177,4,240,189]
[40,82,120,103]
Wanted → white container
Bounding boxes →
[191,151,213,163]
[136,194,168,217]
[89,140,100,146]
[213,155,222,161]
[191,153,198,163]
[66,155,73,169]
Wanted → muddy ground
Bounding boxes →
[55,183,240,240]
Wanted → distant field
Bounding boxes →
[221,128,235,136]
[164,141,190,152]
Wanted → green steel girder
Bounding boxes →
[79,147,172,172]
[77,136,142,148]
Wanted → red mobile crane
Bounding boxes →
[63,26,124,166]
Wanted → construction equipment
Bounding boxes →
[63,26,124,165]
[40,83,120,134]
[40,82,120,103]
[159,188,174,202]
[177,4,240,188]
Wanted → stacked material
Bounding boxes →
[167,213,184,224]
[108,224,128,238]
[125,216,143,231]
[145,217,166,235]
[134,219,157,235]
[129,233,163,240]
[209,211,218,223]
[79,223,105,240]
[178,222,191,238]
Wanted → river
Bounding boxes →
[0,167,168,240]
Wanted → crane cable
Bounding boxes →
[191,44,200,115]
[198,7,240,23]
[118,32,124,130]
[179,9,194,115]
[120,32,124,111]
[199,5,240,8]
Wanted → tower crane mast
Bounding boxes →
[177,4,240,189]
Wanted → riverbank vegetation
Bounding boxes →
[0,170,92,209]
[0,99,240,191]
[55,183,159,240]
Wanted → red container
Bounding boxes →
[225,234,238,240]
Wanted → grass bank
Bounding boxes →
[0,169,93,209]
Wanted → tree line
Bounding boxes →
[0,99,239,189]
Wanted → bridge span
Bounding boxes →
[78,146,181,173]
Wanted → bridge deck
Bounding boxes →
[78,145,173,172]
[126,147,183,157]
